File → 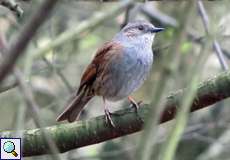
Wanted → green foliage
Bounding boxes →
[164,28,175,39]
[180,41,192,54]
[79,34,100,50]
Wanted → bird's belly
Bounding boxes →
[104,52,153,101]
[108,69,146,101]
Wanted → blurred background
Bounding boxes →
[0,0,230,160]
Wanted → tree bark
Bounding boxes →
[1,71,230,157]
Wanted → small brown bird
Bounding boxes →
[56,21,164,126]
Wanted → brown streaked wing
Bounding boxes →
[76,41,123,95]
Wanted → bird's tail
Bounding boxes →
[56,92,93,122]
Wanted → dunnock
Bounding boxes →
[57,21,164,126]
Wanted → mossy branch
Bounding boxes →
[1,71,230,157]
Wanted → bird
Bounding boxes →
[56,21,164,126]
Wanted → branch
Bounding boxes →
[0,0,132,93]
[0,0,58,84]
[140,3,230,60]
[197,0,229,70]
[197,129,230,160]
[0,80,17,93]
[140,5,178,28]
[14,68,62,160]
[0,16,61,160]
[0,70,230,157]
[33,0,133,59]
[0,0,23,17]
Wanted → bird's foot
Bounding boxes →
[104,109,115,128]
[128,96,144,123]
[128,96,142,113]
[130,100,143,113]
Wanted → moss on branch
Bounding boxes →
[1,71,230,157]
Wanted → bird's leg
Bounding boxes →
[103,97,115,127]
[128,96,142,113]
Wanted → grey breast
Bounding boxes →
[105,45,153,101]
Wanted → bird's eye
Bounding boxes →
[138,25,144,31]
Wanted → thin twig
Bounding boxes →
[140,5,178,28]
[14,68,62,160]
[197,0,229,70]
[137,2,194,160]
[197,129,230,160]
[140,3,230,60]
[0,0,59,84]
[0,0,132,93]
[160,20,211,160]
[1,69,230,156]
[32,0,133,59]
[0,0,23,17]
[0,21,62,159]
[120,3,134,29]
[0,80,18,93]
[42,57,74,93]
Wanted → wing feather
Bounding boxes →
[76,41,123,95]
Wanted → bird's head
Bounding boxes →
[118,21,164,46]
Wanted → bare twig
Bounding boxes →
[197,0,229,70]
[160,21,211,160]
[0,0,23,17]
[14,68,62,160]
[0,0,59,84]
[0,21,61,159]
[1,69,230,156]
[197,129,230,160]
[0,80,17,93]
[32,0,133,59]
[0,0,132,94]
[0,29,18,93]
[42,57,74,93]
[140,3,230,60]
[137,2,194,160]
[120,3,134,29]
[140,5,178,28]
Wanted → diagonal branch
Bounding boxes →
[33,0,133,59]
[1,70,230,157]
[197,1,229,70]
[0,0,58,84]
[0,0,133,94]
[0,0,23,17]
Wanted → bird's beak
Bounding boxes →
[150,27,165,33]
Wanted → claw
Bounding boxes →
[128,96,142,113]
[104,108,115,127]
[103,97,115,128]
[128,96,144,123]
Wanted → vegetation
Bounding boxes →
[0,0,229,160]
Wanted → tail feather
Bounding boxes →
[56,93,92,122]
